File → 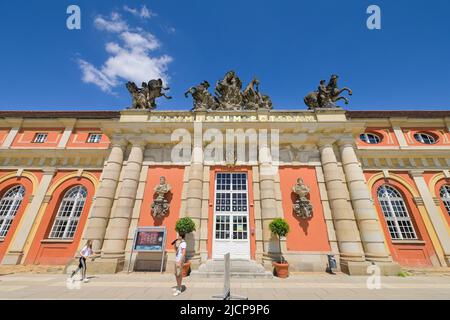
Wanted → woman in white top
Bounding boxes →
[69,240,93,283]
[173,233,187,296]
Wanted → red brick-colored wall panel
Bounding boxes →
[366,171,438,266]
[207,167,256,260]
[0,129,9,145]
[0,176,34,261]
[403,128,450,146]
[25,172,100,265]
[279,167,331,252]
[66,128,110,149]
[356,128,399,147]
[11,128,63,148]
[138,166,185,254]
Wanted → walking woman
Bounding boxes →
[173,232,187,296]
[68,240,93,283]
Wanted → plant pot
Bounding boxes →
[273,261,289,278]
[182,261,191,277]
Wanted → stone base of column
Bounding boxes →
[1,251,24,265]
[66,258,125,274]
[261,253,277,270]
[340,260,371,275]
[373,261,401,276]
[340,260,401,276]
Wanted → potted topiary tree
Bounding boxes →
[175,217,196,277]
[269,218,290,278]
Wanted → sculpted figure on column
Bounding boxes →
[292,178,313,219]
[151,176,171,218]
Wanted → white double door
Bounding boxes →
[212,173,250,260]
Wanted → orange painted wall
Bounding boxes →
[356,128,399,147]
[207,167,256,259]
[279,167,331,252]
[137,166,185,254]
[403,128,450,146]
[0,129,9,145]
[366,171,438,266]
[11,128,63,148]
[66,128,110,149]
[0,175,36,261]
[25,171,100,265]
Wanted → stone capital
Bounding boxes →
[110,137,129,149]
[42,167,57,176]
[409,169,424,178]
[128,138,147,149]
[317,138,336,149]
[337,137,356,148]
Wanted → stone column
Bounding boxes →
[82,138,126,254]
[259,143,280,266]
[2,168,56,265]
[199,166,210,262]
[184,122,203,266]
[318,141,368,275]
[99,140,145,273]
[339,139,400,274]
[410,170,450,266]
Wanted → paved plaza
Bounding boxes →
[0,271,449,300]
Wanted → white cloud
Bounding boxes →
[124,5,156,19]
[79,9,172,93]
[94,12,128,33]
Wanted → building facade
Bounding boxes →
[0,109,449,275]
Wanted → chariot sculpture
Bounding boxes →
[185,71,273,111]
[151,176,171,218]
[292,178,313,219]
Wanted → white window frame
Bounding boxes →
[33,133,48,143]
[0,185,25,238]
[377,185,418,240]
[87,133,102,143]
[49,185,87,239]
[212,172,250,259]
[414,132,437,145]
[440,185,450,216]
[360,133,382,144]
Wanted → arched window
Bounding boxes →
[440,185,450,216]
[0,185,25,238]
[414,132,437,144]
[49,186,87,239]
[377,185,417,240]
[360,133,382,144]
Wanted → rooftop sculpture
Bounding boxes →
[304,75,352,110]
[185,71,273,111]
[126,79,172,110]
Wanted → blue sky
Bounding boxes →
[0,0,449,111]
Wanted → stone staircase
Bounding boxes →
[190,259,273,279]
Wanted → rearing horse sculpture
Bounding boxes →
[304,74,353,110]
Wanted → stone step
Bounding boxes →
[190,259,273,279]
